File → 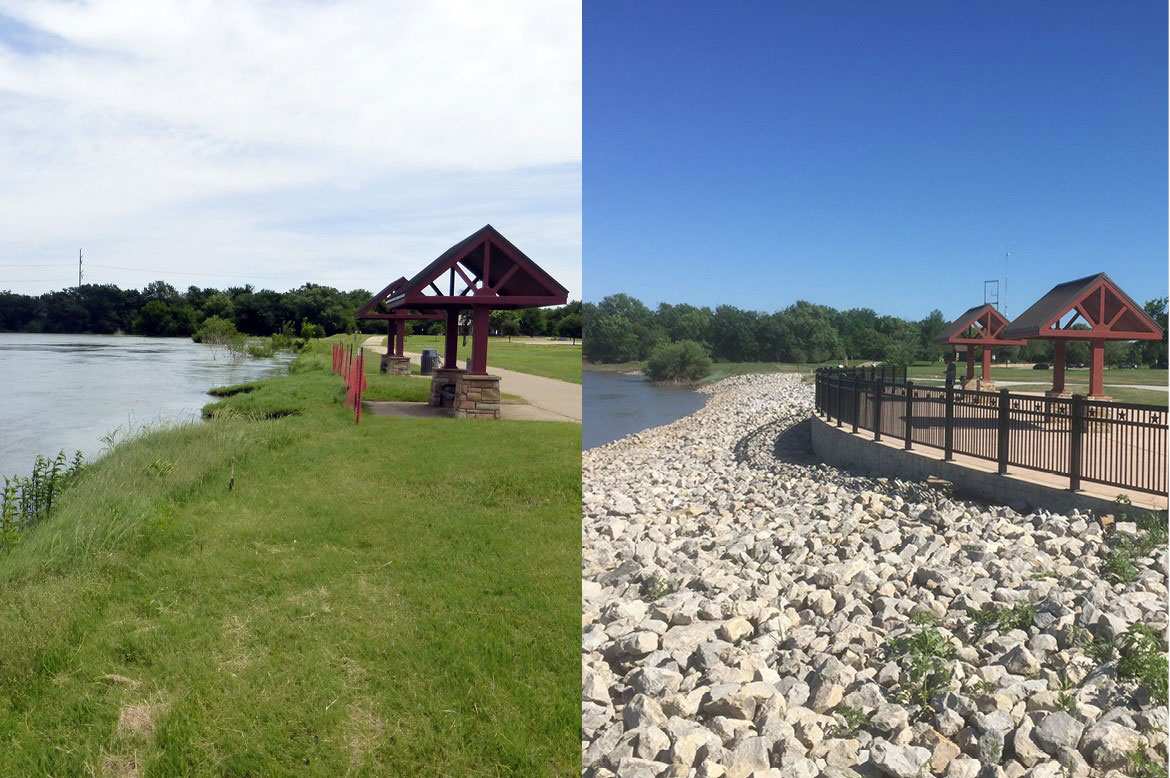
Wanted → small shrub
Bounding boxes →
[1117,624,1168,707]
[641,574,674,602]
[884,626,956,716]
[1129,742,1169,778]
[826,705,868,738]
[644,340,712,383]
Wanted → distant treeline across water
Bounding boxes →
[0,281,581,340]
[583,293,1168,366]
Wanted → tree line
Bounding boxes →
[584,293,1169,366]
[0,281,582,341]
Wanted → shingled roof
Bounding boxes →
[1002,272,1163,341]
[933,303,1026,345]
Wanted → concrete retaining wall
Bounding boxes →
[810,415,1160,516]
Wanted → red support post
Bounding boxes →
[470,306,490,375]
[981,346,992,382]
[444,310,459,368]
[1089,339,1105,397]
[1052,340,1066,395]
[395,320,406,357]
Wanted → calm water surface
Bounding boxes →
[583,370,707,450]
[0,333,292,478]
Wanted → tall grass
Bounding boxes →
[1,451,84,544]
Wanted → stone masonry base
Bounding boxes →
[381,354,411,375]
[454,374,501,419]
[429,368,466,408]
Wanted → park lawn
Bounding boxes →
[907,364,1169,386]
[404,335,582,384]
[0,345,581,776]
[999,384,1168,408]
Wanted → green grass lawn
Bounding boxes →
[401,335,582,384]
[907,364,1169,386]
[0,342,580,776]
[992,384,1168,407]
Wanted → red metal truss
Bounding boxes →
[361,225,569,376]
[1003,272,1163,342]
[382,224,569,313]
[933,303,1028,347]
[1004,273,1164,398]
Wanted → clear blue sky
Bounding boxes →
[584,1,1167,321]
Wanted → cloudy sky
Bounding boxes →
[0,0,581,299]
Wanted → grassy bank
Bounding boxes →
[403,335,582,384]
[0,339,580,775]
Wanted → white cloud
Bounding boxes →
[0,0,581,298]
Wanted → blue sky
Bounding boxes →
[584,1,1167,320]
[0,1,581,299]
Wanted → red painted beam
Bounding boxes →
[444,309,459,369]
[1089,339,1105,397]
[1052,340,1066,394]
[470,306,490,375]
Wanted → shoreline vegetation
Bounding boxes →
[0,335,580,775]
[583,293,1169,395]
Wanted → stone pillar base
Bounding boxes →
[1044,390,1072,399]
[961,378,979,390]
[429,368,466,408]
[381,354,411,376]
[454,374,501,419]
[976,379,996,392]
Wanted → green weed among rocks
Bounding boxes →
[1129,741,1169,778]
[641,574,674,602]
[826,705,869,738]
[884,625,956,716]
[966,601,1035,641]
[1116,623,1169,707]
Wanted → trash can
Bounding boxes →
[421,349,440,375]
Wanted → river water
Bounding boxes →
[583,370,707,449]
[0,333,292,479]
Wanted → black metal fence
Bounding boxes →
[814,368,1167,497]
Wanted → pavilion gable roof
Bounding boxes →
[1002,272,1163,341]
[384,225,568,311]
[933,303,1026,346]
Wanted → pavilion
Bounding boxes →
[354,277,444,375]
[933,303,1026,390]
[369,224,568,418]
[1003,272,1163,400]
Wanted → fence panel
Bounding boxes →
[1079,401,1167,496]
[812,368,1168,497]
[950,388,1000,463]
[1004,395,1072,477]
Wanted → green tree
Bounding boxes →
[645,340,712,382]
[557,313,582,344]
[584,313,639,363]
[501,318,521,341]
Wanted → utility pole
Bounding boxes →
[1003,248,1009,319]
[78,249,83,288]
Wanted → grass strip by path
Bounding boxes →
[405,335,582,384]
[0,342,580,776]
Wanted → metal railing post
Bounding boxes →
[904,381,914,450]
[835,375,843,428]
[1069,394,1083,491]
[997,388,1010,474]
[944,385,954,460]
[852,377,860,433]
[873,380,883,441]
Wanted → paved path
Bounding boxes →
[361,338,582,423]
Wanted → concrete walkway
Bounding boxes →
[361,338,582,423]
